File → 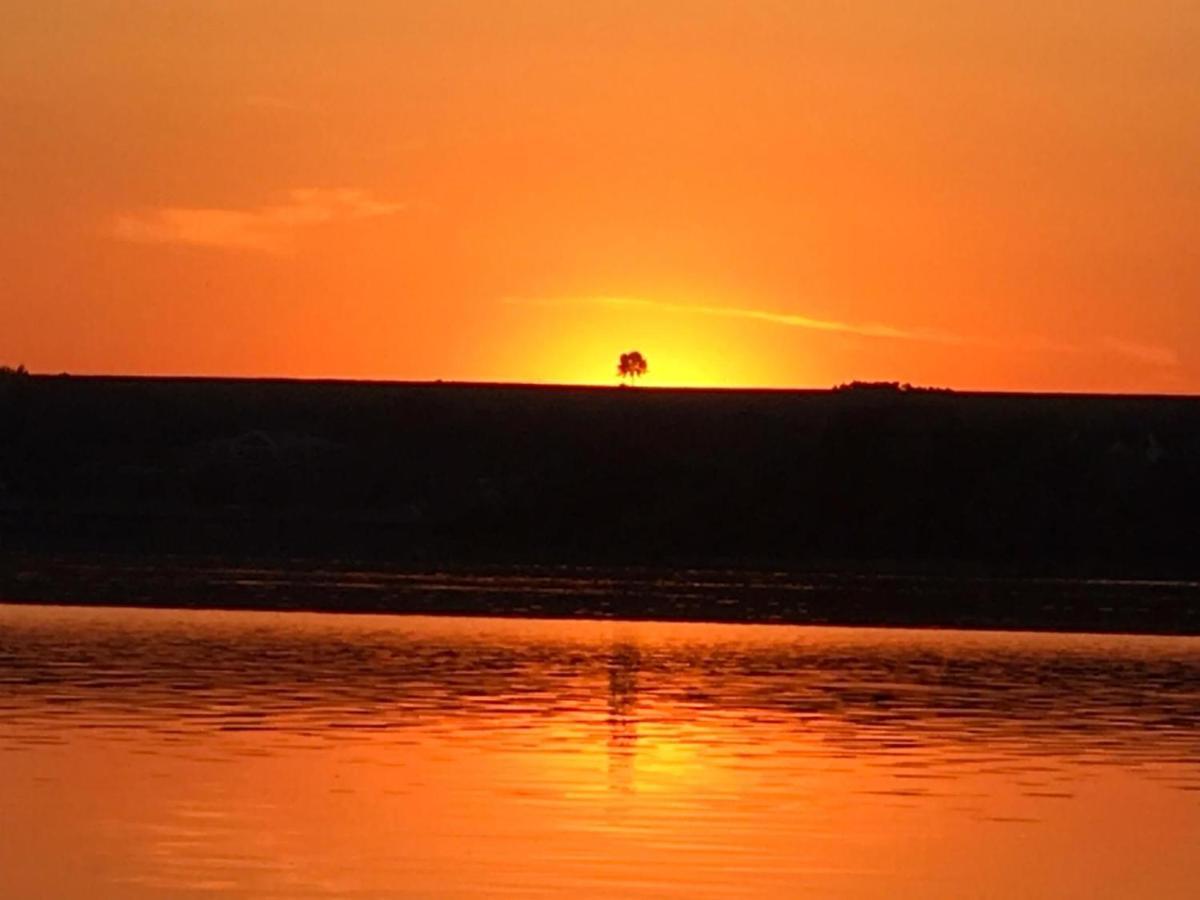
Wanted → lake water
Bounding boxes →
[1,605,1198,899]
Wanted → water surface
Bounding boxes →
[2,605,1198,898]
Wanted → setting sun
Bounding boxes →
[494,296,792,387]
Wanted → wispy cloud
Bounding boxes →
[505,295,1179,368]
[110,188,405,254]
[1094,337,1179,369]
[511,295,965,344]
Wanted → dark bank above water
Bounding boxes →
[4,557,1200,636]
[4,376,1200,619]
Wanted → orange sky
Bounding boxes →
[2,1,1197,391]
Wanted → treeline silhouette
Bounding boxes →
[3,375,1200,576]
[833,380,953,394]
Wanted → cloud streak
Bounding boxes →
[111,188,405,254]
[524,296,965,344]
[505,295,1179,368]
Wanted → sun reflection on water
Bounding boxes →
[1,607,1199,899]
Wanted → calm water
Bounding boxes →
[2,605,1199,899]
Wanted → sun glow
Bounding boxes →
[494,296,788,388]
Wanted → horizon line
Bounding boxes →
[9,371,1200,400]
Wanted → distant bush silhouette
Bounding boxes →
[833,380,952,394]
[617,352,648,384]
[0,364,28,378]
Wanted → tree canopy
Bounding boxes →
[617,352,647,384]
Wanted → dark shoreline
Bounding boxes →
[5,377,1200,575]
[6,376,1200,633]
[4,553,1200,637]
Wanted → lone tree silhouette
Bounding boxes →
[617,351,648,385]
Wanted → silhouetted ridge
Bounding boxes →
[2,376,1199,577]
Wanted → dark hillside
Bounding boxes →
[2,375,1199,576]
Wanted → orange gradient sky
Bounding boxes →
[2,1,1197,391]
